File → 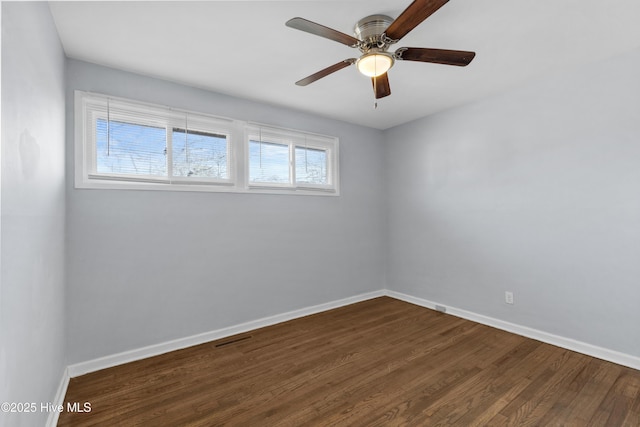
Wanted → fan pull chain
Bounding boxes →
[373,70,377,109]
[374,60,378,109]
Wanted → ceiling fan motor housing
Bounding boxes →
[354,14,395,51]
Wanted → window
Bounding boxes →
[246,125,337,192]
[76,91,339,195]
[77,92,233,188]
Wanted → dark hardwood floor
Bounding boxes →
[59,297,640,426]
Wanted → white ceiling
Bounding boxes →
[49,1,640,130]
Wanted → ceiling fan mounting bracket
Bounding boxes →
[394,47,408,60]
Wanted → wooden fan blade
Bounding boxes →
[286,17,360,47]
[397,47,475,66]
[295,60,355,86]
[385,0,449,41]
[372,73,391,99]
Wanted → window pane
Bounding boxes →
[172,129,228,179]
[249,140,290,183]
[295,147,328,185]
[96,118,167,176]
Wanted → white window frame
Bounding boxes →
[74,91,339,196]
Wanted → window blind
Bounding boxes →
[246,124,334,189]
[85,95,232,184]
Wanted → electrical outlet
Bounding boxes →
[505,291,514,305]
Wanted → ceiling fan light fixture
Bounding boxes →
[356,51,394,77]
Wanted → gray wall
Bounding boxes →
[385,48,640,357]
[65,60,386,364]
[1,3,67,426]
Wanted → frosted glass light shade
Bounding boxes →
[356,52,394,77]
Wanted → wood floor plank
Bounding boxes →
[289,326,493,425]
[328,327,526,426]
[537,358,620,426]
[591,369,640,426]
[400,341,559,425]
[58,297,640,426]
[217,318,468,424]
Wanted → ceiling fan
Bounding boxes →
[285,0,475,100]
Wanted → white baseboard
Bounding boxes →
[46,367,70,427]
[68,290,386,377]
[387,290,640,371]
[67,288,639,379]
